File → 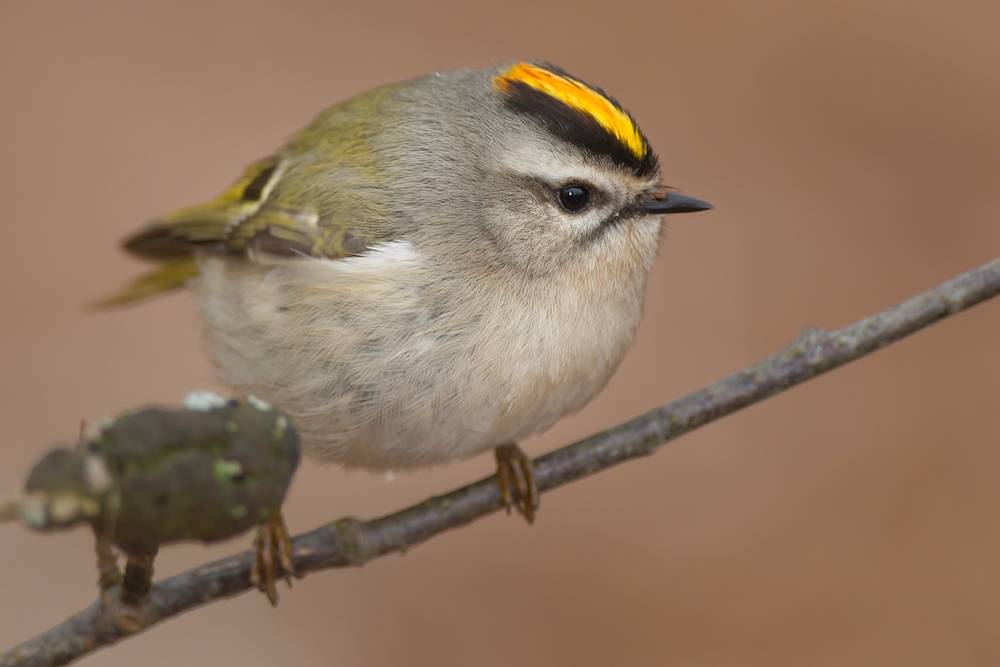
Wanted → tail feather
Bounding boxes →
[92,258,200,309]
[97,155,283,309]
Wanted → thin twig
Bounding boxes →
[4,257,999,667]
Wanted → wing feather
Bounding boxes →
[101,155,376,307]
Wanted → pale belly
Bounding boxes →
[195,241,652,470]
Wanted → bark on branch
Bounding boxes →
[4,257,1000,667]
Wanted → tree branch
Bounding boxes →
[4,256,1000,667]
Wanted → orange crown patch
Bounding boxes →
[494,62,647,161]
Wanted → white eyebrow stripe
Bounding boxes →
[501,142,619,192]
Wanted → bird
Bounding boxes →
[102,61,712,524]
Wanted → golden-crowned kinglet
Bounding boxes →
[103,61,711,522]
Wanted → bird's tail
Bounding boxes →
[91,257,200,309]
[93,156,285,309]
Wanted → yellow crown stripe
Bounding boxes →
[495,63,646,160]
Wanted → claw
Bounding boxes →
[250,513,299,606]
[494,443,539,524]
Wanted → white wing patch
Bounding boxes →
[306,240,422,277]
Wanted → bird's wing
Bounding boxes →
[98,155,378,307]
[123,156,375,261]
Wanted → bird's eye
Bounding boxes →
[557,185,590,213]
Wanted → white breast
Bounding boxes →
[196,229,659,471]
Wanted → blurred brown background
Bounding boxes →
[3,1,999,665]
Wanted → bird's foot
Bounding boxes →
[250,513,300,606]
[494,443,539,524]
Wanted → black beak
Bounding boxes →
[642,192,713,215]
